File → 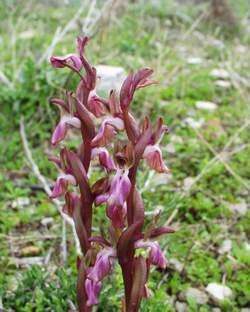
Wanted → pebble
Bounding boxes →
[41,217,54,227]
[214,80,231,88]
[95,65,126,93]
[183,177,195,191]
[187,57,203,65]
[210,69,230,79]
[169,258,184,273]
[12,197,30,209]
[206,283,233,304]
[195,101,217,112]
[175,301,188,312]
[183,117,205,129]
[225,201,248,216]
[218,239,232,254]
[179,287,208,305]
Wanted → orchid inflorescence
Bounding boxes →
[49,36,174,312]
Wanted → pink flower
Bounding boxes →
[51,115,81,145]
[143,145,169,173]
[87,248,116,282]
[51,174,77,198]
[86,91,108,117]
[135,239,167,268]
[108,170,131,207]
[50,54,82,72]
[85,278,102,307]
[91,117,124,147]
[107,203,127,228]
[91,147,116,171]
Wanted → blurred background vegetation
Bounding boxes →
[0,0,249,311]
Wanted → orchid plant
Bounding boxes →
[49,36,174,312]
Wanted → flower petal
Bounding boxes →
[51,174,77,198]
[50,54,82,71]
[87,91,108,117]
[85,278,102,307]
[91,117,124,147]
[107,203,127,228]
[134,240,166,269]
[51,116,81,145]
[87,248,116,282]
[91,147,116,171]
[143,145,169,173]
[108,170,131,207]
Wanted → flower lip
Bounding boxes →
[143,145,169,174]
[50,54,82,72]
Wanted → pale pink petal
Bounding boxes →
[95,193,109,206]
[50,54,82,71]
[135,240,166,269]
[51,174,77,198]
[108,170,131,207]
[87,248,116,282]
[143,145,169,173]
[85,278,102,307]
[91,147,116,171]
[91,117,124,147]
[87,91,107,117]
[106,203,127,228]
[51,116,81,145]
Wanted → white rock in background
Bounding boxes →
[183,177,195,192]
[215,80,231,88]
[41,217,54,227]
[244,242,250,251]
[218,239,232,254]
[195,101,217,112]
[12,197,30,209]
[95,65,126,93]
[187,57,203,65]
[183,117,205,129]
[179,288,208,305]
[175,301,188,312]
[165,143,176,154]
[206,283,233,304]
[170,135,183,144]
[225,201,248,216]
[169,258,184,273]
[210,69,230,79]
[241,308,250,312]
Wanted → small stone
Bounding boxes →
[214,80,231,88]
[19,30,35,39]
[41,217,54,227]
[183,117,205,129]
[95,65,126,93]
[150,173,173,186]
[175,301,188,312]
[218,240,232,254]
[169,258,184,273]
[206,283,233,303]
[165,143,176,154]
[183,177,195,192]
[170,135,183,144]
[244,242,250,251]
[11,257,44,268]
[241,309,250,312]
[179,288,208,305]
[225,201,248,216]
[195,101,217,112]
[187,57,202,65]
[20,246,41,257]
[12,197,30,209]
[210,69,230,79]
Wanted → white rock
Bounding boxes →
[169,258,184,273]
[241,309,250,312]
[215,80,231,88]
[183,177,195,191]
[244,242,250,251]
[95,65,126,93]
[179,288,208,305]
[183,117,205,129]
[187,57,202,65]
[170,135,183,144]
[12,197,30,209]
[165,143,176,154]
[206,283,233,303]
[226,201,248,216]
[175,301,188,312]
[210,69,230,79]
[195,101,217,112]
[218,240,232,254]
[41,217,54,227]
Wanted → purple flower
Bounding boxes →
[87,248,116,282]
[51,115,81,145]
[50,54,82,72]
[143,145,169,173]
[86,91,108,117]
[51,174,76,198]
[107,203,127,228]
[91,117,124,147]
[85,278,102,307]
[135,239,167,268]
[91,147,116,171]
